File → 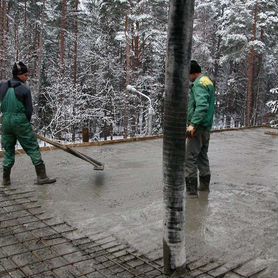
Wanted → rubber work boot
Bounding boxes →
[2,167,11,186]
[199,175,211,192]
[186,177,198,198]
[35,163,56,185]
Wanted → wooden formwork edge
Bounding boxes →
[0,126,275,158]
[0,135,162,157]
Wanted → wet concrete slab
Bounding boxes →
[3,127,278,277]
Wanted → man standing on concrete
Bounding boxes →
[0,62,56,186]
[185,60,215,197]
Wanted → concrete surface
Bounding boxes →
[2,128,278,277]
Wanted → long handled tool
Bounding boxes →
[37,134,104,170]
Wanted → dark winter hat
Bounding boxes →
[12,61,28,76]
[190,60,202,74]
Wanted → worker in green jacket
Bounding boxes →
[185,60,215,197]
[0,62,56,186]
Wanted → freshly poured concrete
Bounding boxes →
[5,128,278,277]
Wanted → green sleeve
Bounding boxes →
[190,84,209,126]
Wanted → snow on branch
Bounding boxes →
[267,88,278,113]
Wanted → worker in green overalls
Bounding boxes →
[185,60,216,197]
[0,62,56,186]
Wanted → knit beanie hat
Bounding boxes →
[190,60,201,74]
[12,61,28,76]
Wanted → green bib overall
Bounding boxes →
[1,86,42,168]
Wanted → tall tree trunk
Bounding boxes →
[33,0,46,96]
[73,0,78,84]
[0,0,8,79]
[24,0,27,27]
[72,0,79,142]
[163,0,194,274]
[60,0,67,75]
[213,35,221,85]
[252,29,264,125]
[134,21,141,70]
[254,29,264,125]
[246,2,258,126]
[213,5,225,85]
[124,14,131,139]
[14,19,19,61]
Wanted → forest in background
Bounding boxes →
[0,0,278,141]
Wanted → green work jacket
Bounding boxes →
[187,75,216,130]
